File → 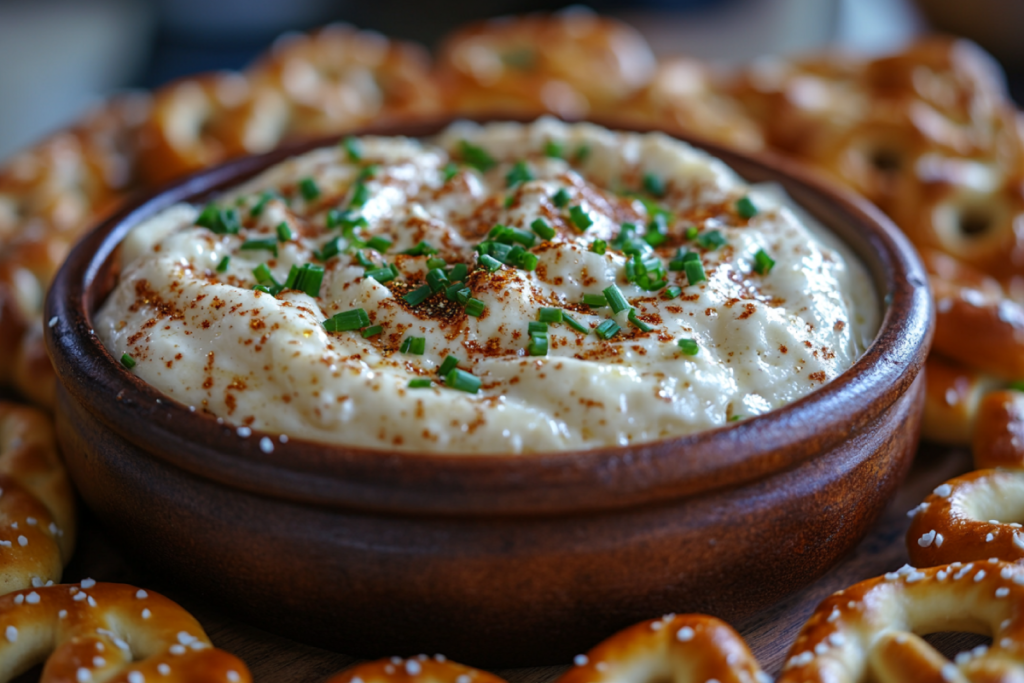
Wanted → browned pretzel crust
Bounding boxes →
[0,581,250,682]
[326,656,506,683]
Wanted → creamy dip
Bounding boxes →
[95,118,878,454]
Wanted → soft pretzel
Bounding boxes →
[973,390,1024,469]
[906,470,1024,567]
[556,614,768,683]
[618,57,765,152]
[0,402,75,592]
[920,353,1000,446]
[778,559,1024,682]
[435,7,656,119]
[0,581,250,682]
[137,72,290,187]
[248,23,440,137]
[325,656,506,683]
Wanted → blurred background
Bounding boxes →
[0,0,1018,160]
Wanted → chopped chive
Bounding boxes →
[645,214,668,247]
[552,188,571,208]
[349,182,370,208]
[505,195,516,208]
[678,338,700,355]
[595,319,620,340]
[458,140,496,172]
[643,173,666,197]
[438,355,460,376]
[241,238,279,257]
[327,209,367,232]
[402,285,433,307]
[507,227,535,247]
[697,230,726,250]
[120,353,136,369]
[684,258,706,286]
[574,144,591,162]
[367,235,392,253]
[253,263,276,285]
[426,268,450,292]
[408,379,432,388]
[253,284,273,294]
[216,256,230,273]
[361,325,383,338]
[196,205,240,235]
[276,222,293,242]
[298,177,320,202]
[528,321,548,335]
[355,250,375,268]
[516,252,538,271]
[531,218,556,240]
[427,256,447,271]
[487,242,513,263]
[569,205,593,231]
[627,308,653,332]
[685,226,699,240]
[358,165,379,181]
[661,285,682,300]
[479,254,502,271]
[445,368,481,394]
[250,191,277,218]
[1011,380,1024,393]
[293,264,324,296]
[590,239,607,255]
[753,249,775,275]
[562,312,589,334]
[448,263,468,281]
[400,336,426,355]
[603,285,629,314]
[538,307,563,323]
[402,241,437,256]
[286,264,300,289]
[528,333,548,356]
[544,140,564,158]
[365,266,396,283]
[465,298,486,317]
[323,308,370,332]
[506,161,534,187]
[342,136,362,162]
[736,196,758,219]
[442,162,459,183]
[582,293,607,308]
[730,414,742,422]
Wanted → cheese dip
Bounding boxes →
[95,118,878,454]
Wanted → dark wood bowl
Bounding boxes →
[44,117,933,667]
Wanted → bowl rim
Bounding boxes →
[45,115,934,517]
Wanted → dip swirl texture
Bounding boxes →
[95,118,878,454]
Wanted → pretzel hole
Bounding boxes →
[958,207,993,237]
[870,147,902,173]
[923,632,992,660]
[11,663,43,682]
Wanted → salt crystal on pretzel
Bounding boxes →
[325,655,506,683]
[0,582,250,682]
[921,353,1000,446]
[973,390,1024,469]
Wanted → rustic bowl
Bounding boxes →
[45,118,932,667]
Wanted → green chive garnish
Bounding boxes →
[562,312,589,334]
[582,293,607,308]
[531,218,556,240]
[552,188,571,207]
[595,319,620,340]
[678,338,700,355]
[402,285,433,307]
[327,209,368,232]
[628,308,653,332]
[241,238,279,258]
[408,379,432,388]
[528,333,548,356]
[445,368,481,394]
[120,353,136,369]
[574,144,591,162]
[697,230,726,250]
[250,191,277,218]
[479,254,502,271]
[544,140,564,158]
[448,263,468,281]
[685,226,699,240]
[465,298,486,317]
[569,205,593,231]
[358,165,379,181]
[603,285,629,314]
[367,235,392,253]
[361,325,383,338]
[438,355,460,376]
[355,250,375,268]
[736,196,758,219]
[349,182,370,208]
[402,241,437,256]
[442,162,459,183]
[661,285,682,300]
[292,264,324,297]
[458,140,496,172]
[506,161,534,187]
[216,256,230,273]
[196,205,240,235]
[528,321,548,335]
[643,173,666,197]
[427,256,447,271]
[426,268,449,292]
[538,307,563,323]
[400,336,426,355]
[276,222,293,242]
[299,177,320,202]
[516,252,539,271]
[684,258,706,286]
[753,249,775,275]
[590,239,607,255]
[323,308,370,332]
[343,136,362,162]
[365,266,396,283]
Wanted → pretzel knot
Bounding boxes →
[326,655,506,683]
[778,560,1024,682]
[0,402,75,593]
[0,582,250,683]
[556,614,768,683]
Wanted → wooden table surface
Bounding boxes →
[50,443,980,683]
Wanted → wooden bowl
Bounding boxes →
[44,117,933,667]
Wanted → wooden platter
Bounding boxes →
[51,442,978,682]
